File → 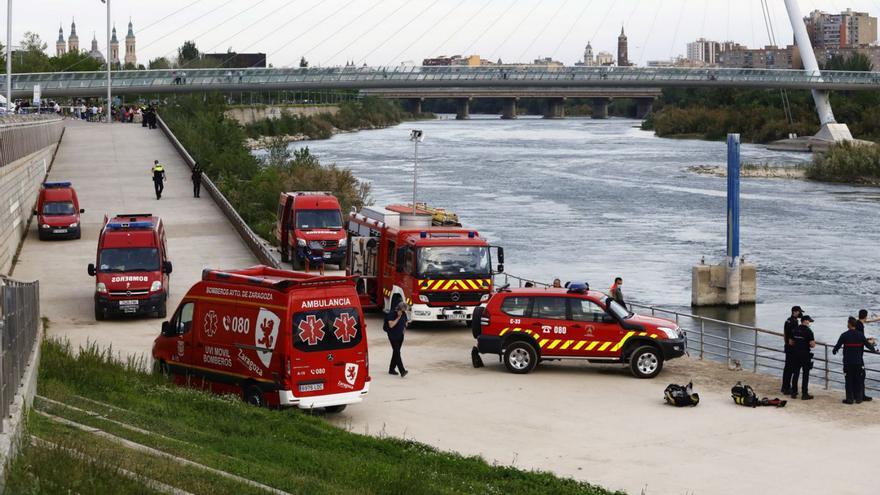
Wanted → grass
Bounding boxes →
[7,339,620,495]
[806,141,880,184]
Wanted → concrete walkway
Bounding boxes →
[13,120,257,360]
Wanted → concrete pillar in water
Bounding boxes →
[456,98,471,120]
[725,133,742,307]
[405,98,423,115]
[591,97,610,119]
[543,98,565,119]
[635,98,654,119]
[501,98,518,119]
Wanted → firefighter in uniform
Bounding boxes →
[782,306,803,395]
[833,317,877,404]
[152,160,166,200]
[790,315,816,400]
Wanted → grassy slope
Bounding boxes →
[7,339,620,495]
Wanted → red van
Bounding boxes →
[276,192,347,270]
[87,214,172,320]
[152,266,370,412]
[34,181,84,240]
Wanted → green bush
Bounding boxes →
[807,142,880,183]
[244,98,408,139]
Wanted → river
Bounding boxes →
[272,115,880,343]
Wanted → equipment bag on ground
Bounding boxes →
[731,381,787,408]
[664,382,700,407]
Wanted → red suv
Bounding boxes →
[471,284,686,378]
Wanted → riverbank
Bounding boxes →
[688,163,807,179]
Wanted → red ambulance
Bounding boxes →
[87,214,172,320]
[151,266,370,412]
[34,181,84,240]
[275,192,347,270]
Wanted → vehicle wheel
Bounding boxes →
[471,307,484,338]
[157,303,167,319]
[471,346,484,368]
[503,341,537,374]
[94,305,105,321]
[324,405,347,414]
[75,230,82,240]
[630,345,664,379]
[242,383,265,407]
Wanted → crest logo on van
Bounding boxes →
[345,363,359,386]
[255,308,281,367]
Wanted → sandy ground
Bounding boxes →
[14,120,878,495]
[688,165,807,180]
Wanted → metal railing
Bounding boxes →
[493,272,879,393]
[156,115,281,269]
[3,65,880,98]
[0,115,63,168]
[0,276,40,431]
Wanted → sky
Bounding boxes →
[3,0,880,67]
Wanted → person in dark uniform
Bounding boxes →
[834,317,877,404]
[191,163,202,198]
[782,306,803,394]
[790,315,816,400]
[384,302,409,377]
[151,160,166,200]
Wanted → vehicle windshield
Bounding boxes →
[417,246,490,278]
[606,299,632,320]
[296,210,342,230]
[42,201,75,216]
[98,248,160,273]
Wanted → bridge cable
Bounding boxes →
[177,0,272,68]
[760,0,794,125]
[515,0,573,62]
[323,1,412,67]
[587,1,618,54]
[229,1,327,68]
[461,0,520,60]
[136,0,205,34]
[383,0,471,66]
[549,0,594,61]
[357,0,447,66]
[264,0,360,66]
[639,0,663,66]
[487,0,551,62]
[425,0,499,61]
[137,0,239,55]
[668,0,688,60]
[300,1,378,62]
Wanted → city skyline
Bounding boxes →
[3,0,879,68]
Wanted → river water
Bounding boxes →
[275,115,880,343]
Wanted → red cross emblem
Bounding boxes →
[333,313,358,343]
[297,315,325,346]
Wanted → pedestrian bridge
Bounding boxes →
[3,65,880,99]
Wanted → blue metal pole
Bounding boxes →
[727,133,741,263]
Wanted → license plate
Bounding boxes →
[122,306,138,313]
[52,229,67,234]
[447,312,466,320]
[299,382,324,393]
[323,252,332,259]
[119,300,139,306]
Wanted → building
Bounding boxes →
[56,25,66,57]
[618,26,629,66]
[718,45,800,70]
[582,42,594,66]
[595,51,615,66]
[202,52,267,68]
[531,57,564,68]
[68,19,79,54]
[109,26,119,65]
[421,54,490,67]
[815,45,880,70]
[88,34,105,63]
[687,38,721,65]
[805,9,878,49]
[125,21,137,66]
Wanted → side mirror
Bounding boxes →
[163,261,173,274]
[496,263,504,274]
[80,208,85,214]
[496,247,504,264]
[87,263,96,276]
[161,321,172,337]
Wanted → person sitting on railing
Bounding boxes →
[833,317,877,405]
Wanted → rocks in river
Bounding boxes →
[688,164,807,180]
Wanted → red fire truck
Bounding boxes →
[152,266,369,412]
[347,205,503,323]
[275,192,347,270]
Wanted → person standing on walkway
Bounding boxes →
[790,315,816,400]
[384,302,409,377]
[610,277,626,308]
[856,309,880,333]
[191,163,202,198]
[152,160,166,200]
[834,317,877,404]
[782,306,803,394]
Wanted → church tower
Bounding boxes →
[124,20,137,66]
[68,19,79,54]
[56,25,66,57]
[110,25,120,65]
[617,26,629,67]
[584,42,594,66]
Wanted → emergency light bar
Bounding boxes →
[42,181,72,188]
[567,282,590,294]
[106,221,154,230]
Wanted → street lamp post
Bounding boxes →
[410,129,424,214]
[5,0,11,112]
[102,0,111,123]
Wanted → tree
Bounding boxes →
[21,32,47,53]
[149,57,171,70]
[13,32,51,73]
[299,56,308,68]
[49,51,102,72]
[823,52,873,72]
[177,41,200,65]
